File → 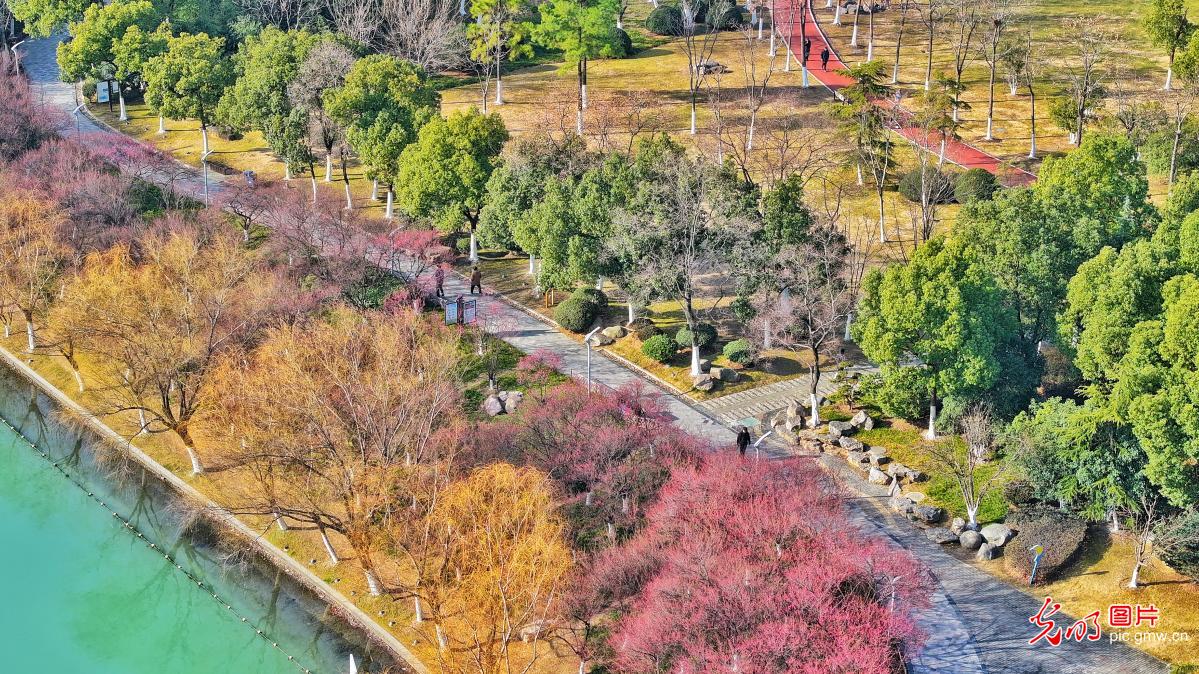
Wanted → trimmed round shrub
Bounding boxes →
[616,27,634,57]
[723,339,755,365]
[629,318,663,341]
[555,297,598,333]
[1003,507,1088,584]
[572,287,609,309]
[898,167,955,204]
[641,333,677,362]
[1156,510,1199,581]
[955,168,1000,204]
[675,323,717,349]
[646,5,684,35]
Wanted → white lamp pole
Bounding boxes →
[201,150,214,206]
[584,326,603,393]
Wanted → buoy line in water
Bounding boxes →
[0,414,318,674]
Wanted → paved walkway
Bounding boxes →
[696,362,876,425]
[775,0,1036,187]
[17,35,1166,674]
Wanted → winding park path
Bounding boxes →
[774,0,1037,187]
[14,33,1168,674]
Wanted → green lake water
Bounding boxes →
[0,367,392,674]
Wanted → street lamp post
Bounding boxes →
[72,103,86,136]
[752,430,774,462]
[584,326,602,393]
[201,150,214,206]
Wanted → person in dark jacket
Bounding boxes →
[736,426,752,457]
[434,266,445,298]
[803,39,812,63]
[469,266,482,294]
[820,47,830,70]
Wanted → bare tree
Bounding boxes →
[682,0,728,134]
[978,0,1018,140]
[924,403,1004,528]
[756,112,845,190]
[1162,85,1199,194]
[945,0,981,122]
[913,0,947,90]
[1055,18,1109,146]
[236,0,321,29]
[288,41,355,188]
[381,0,468,71]
[1001,31,1039,157]
[1125,492,1160,589]
[891,0,909,83]
[751,224,853,426]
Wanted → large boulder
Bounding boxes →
[959,530,984,551]
[849,410,875,430]
[981,523,1015,547]
[950,517,967,535]
[976,543,998,561]
[500,390,524,414]
[887,463,914,480]
[482,395,505,417]
[925,527,958,545]
[711,366,740,383]
[914,505,945,524]
[601,325,627,340]
[828,421,853,438]
[868,467,893,486]
[838,436,865,452]
[589,332,615,346]
[692,374,716,392]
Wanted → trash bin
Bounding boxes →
[243,170,256,187]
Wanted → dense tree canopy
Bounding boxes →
[395,107,509,231]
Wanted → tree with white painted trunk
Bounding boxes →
[829,60,894,242]
[1049,18,1109,147]
[467,0,535,109]
[943,0,979,123]
[535,0,625,137]
[1000,31,1038,157]
[288,39,354,201]
[925,403,1004,528]
[56,0,159,122]
[606,137,754,377]
[912,0,945,91]
[61,229,278,475]
[0,191,65,354]
[976,0,1016,141]
[396,108,509,258]
[143,32,234,162]
[1145,0,1193,92]
[324,55,441,221]
[680,0,727,135]
[751,225,853,428]
[891,0,907,83]
[853,236,1012,440]
[200,307,463,596]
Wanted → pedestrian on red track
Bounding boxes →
[820,47,830,70]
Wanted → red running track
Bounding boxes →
[771,0,1036,186]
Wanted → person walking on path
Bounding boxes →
[736,426,751,457]
[820,47,830,70]
[434,266,445,298]
[469,266,482,294]
[803,39,812,63]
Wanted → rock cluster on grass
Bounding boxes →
[481,390,524,416]
[806,409,1022,560]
